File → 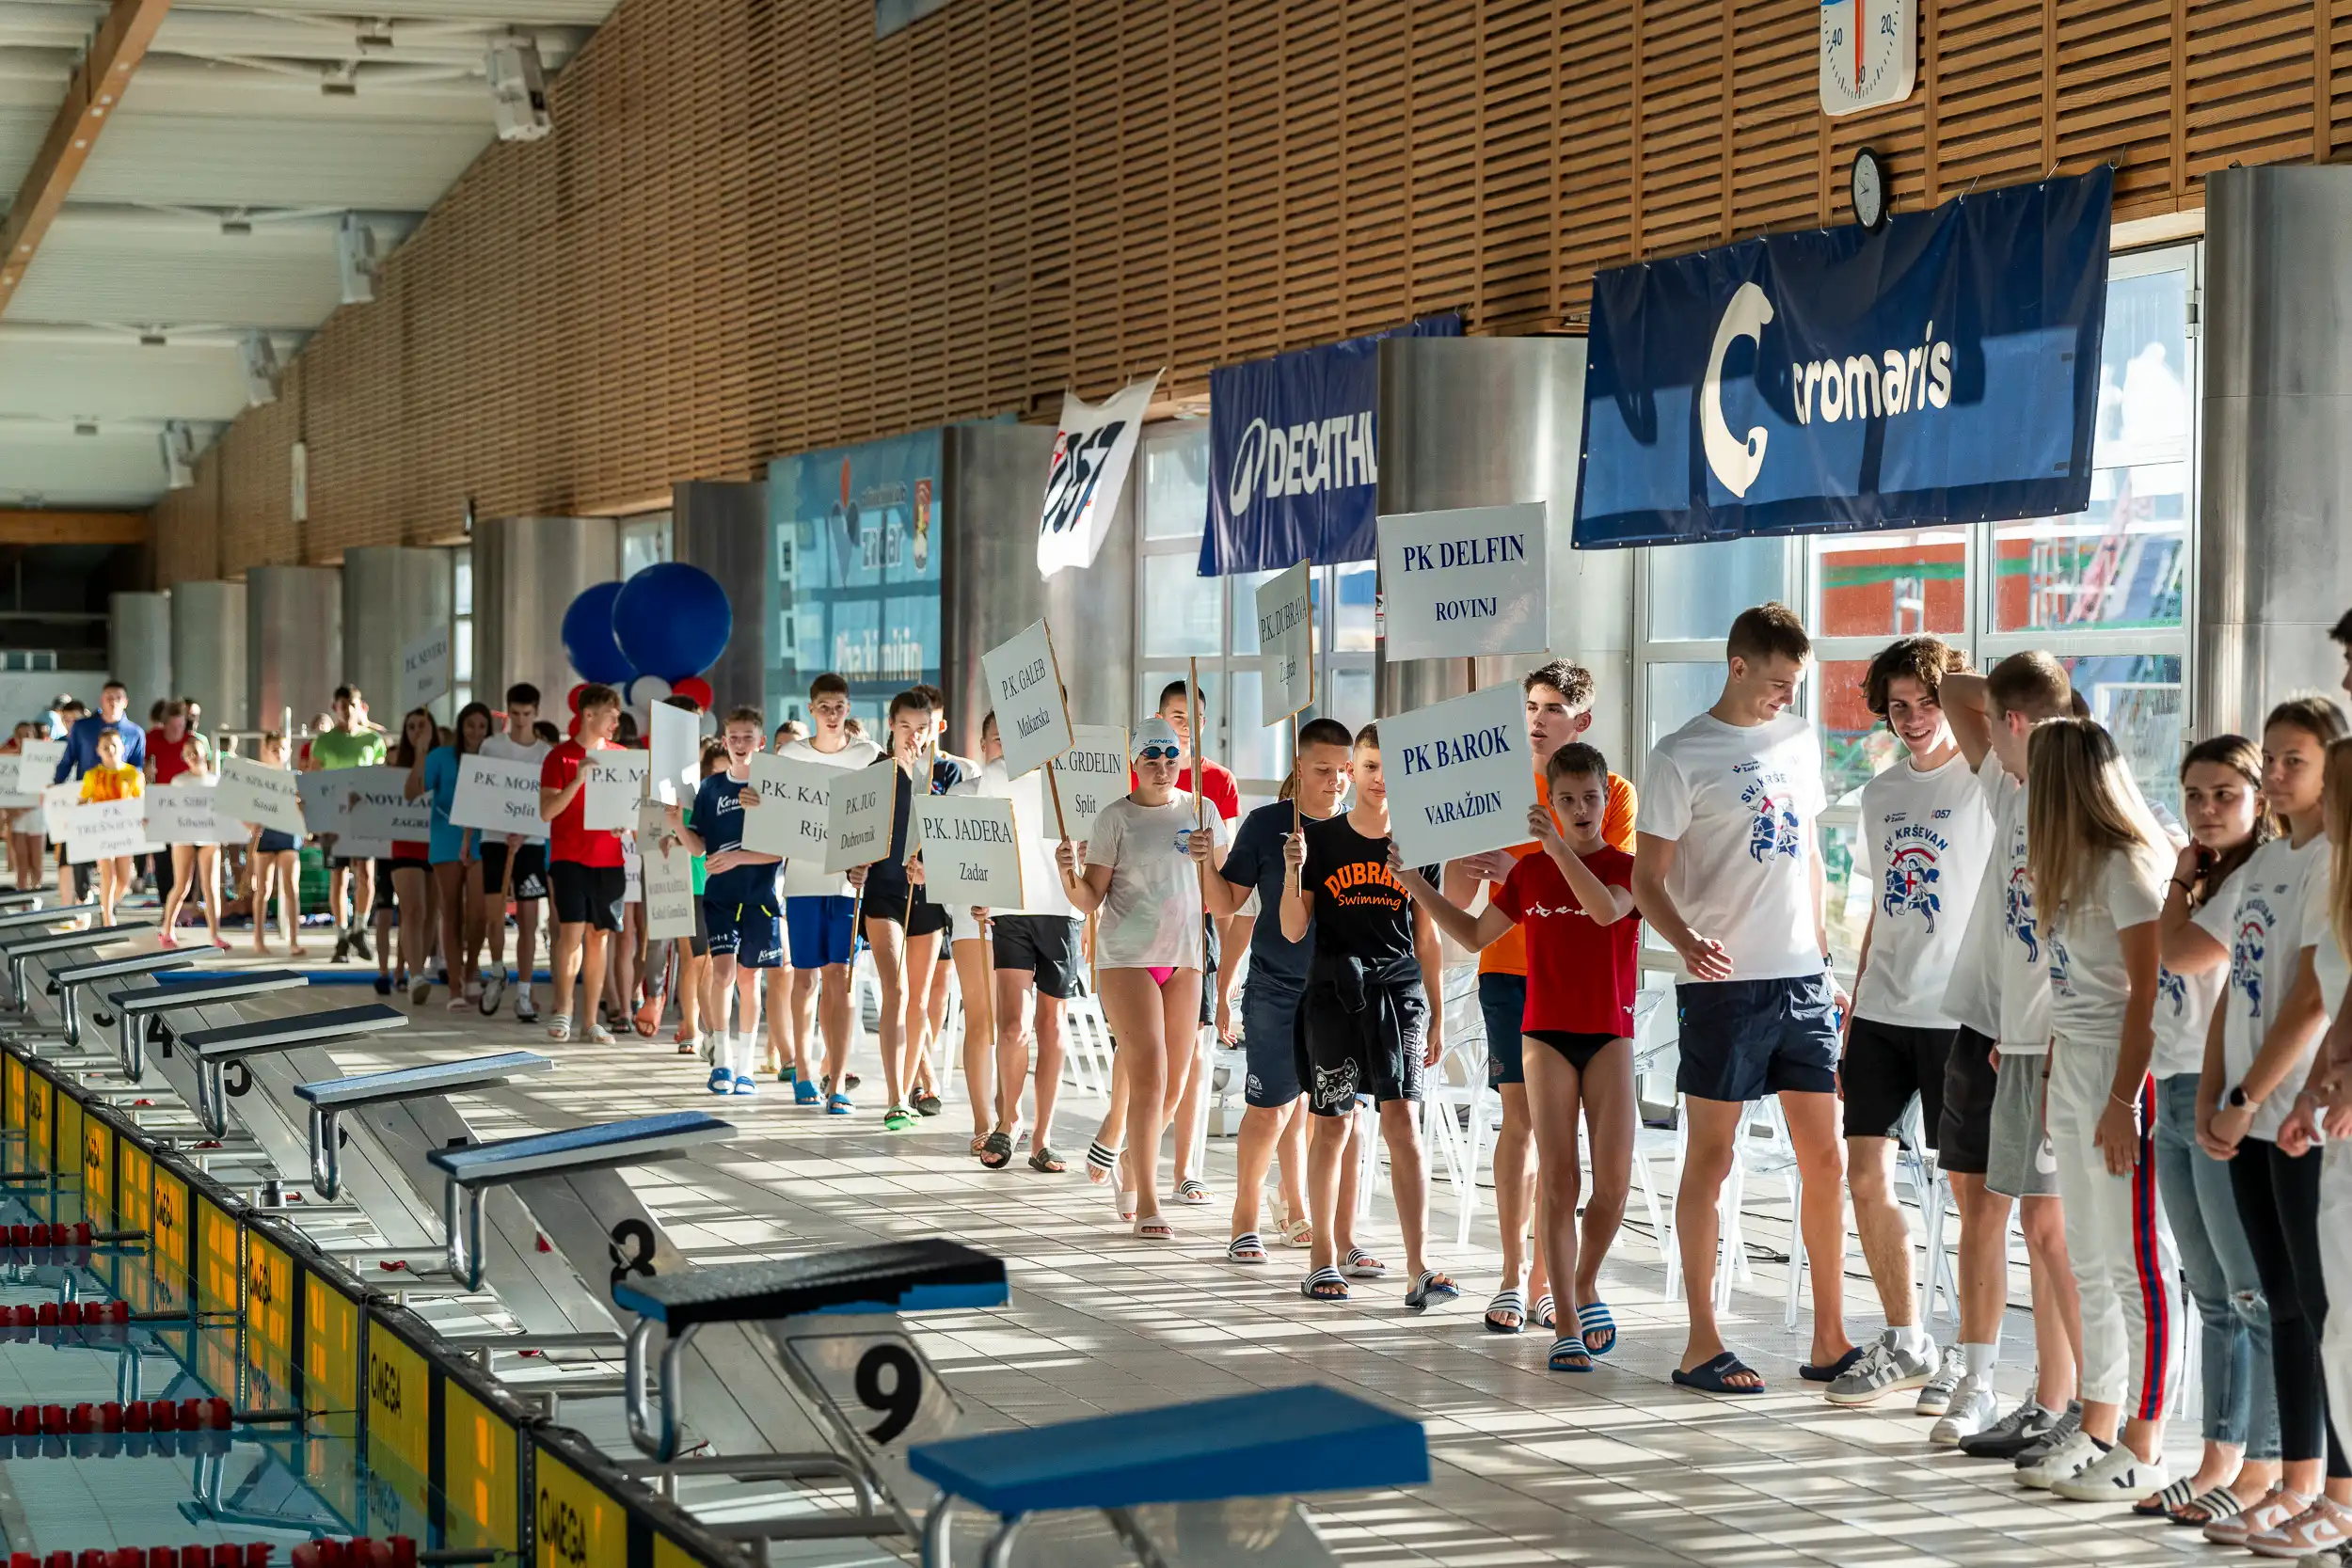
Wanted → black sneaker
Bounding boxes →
[331,929,350,964]
[350,925,373,960]
[1960,1398,2067,1460]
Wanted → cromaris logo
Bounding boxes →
[1700,280,1957,499]
[2233,911,2268,1018]
[2004,866,2038,964]
[1226,412,1376,515]
[2157,967,2187,1018]
[1882,843,1943,930]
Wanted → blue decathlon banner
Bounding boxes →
[1200,313,1463,576]
[1573,166,2113,548]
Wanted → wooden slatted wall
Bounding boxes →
[151,0,2344,581]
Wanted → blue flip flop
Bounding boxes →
[825,1092,853,1115]
[1578,1301,1617,1356]
[1548,1336,1593,1373]
[1672,1351,1765,1395]
[1799,1346,1866,1383]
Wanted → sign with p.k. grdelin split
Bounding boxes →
[979,619,1073,781]
[1053,725,1128,847]
[1378,681,1534,866]
[1375,503,1549,663]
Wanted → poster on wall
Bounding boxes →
[1200,314,1462,577]
[1375,503,1549,662]
[766,429,946,732]
[1036,372,1161,579]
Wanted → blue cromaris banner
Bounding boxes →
[1199,312,1463,576]
[1573,166,2113,548]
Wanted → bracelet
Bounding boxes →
[2109,1090,2137,1111]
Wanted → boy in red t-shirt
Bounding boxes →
[538,683,627,1043]
[1392,742,1642,1375]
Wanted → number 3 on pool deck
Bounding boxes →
[854,1343,921,1445]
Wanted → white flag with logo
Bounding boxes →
[1036,370,1161,579]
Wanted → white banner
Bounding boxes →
[741,753,834,862]
[15,740,63,795]
[216,755,307,837]
[638,800,695,939]
[914,794,1024,912]
[1379,681,1536,866]
[583,750,648,832]
[400,628,453,712]
[143,783,233,846]
[62,798,156,863]
[978,619,1072,779]
[1375,502,1549,663]
[1051,724,1127,848]
[343,765,432,842]
[1254,561,1315,721]
[648,703,698,807]
[1036,371,1162,579]
[449,753,545,836]
[38,782,76,840]
[821,757,898,875]
[295,770,351,837]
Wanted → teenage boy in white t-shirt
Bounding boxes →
[1941,652,2089,1464]
[477,682,551,1022]
[1827,637,1995,1414]
[1633,602,1851,1395]
[775,673,882,1107]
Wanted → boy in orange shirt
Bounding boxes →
[78,727,143,924]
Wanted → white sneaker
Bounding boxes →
[2050,1440,2168,1501]
[1915,1343,1967,1416]
[1825,1336,1938,1407]
[2015,1430,2104,1490]
[1929,1375,1997,1446]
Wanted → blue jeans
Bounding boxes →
[2154,1071,2280,1457]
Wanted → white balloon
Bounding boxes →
[631,674,673,731]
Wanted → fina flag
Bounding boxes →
[1036,370,1161,579]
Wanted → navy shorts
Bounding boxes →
[785,895,859,970]
[1481,973,1528,1086]
[1241,974,1304,1108]
[705,888,783,968]
[1675,974,1839,1102]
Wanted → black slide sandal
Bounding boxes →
[1673,1351,1766,1395]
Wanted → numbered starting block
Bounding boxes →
[908,1385,1430,1568]
[294,1053,552,1202]
[44,950,196,1047]
[182,1004,407,1137]
[608,1240,1007,1544]
[2,922,147,1011]
[106,970,308,1081]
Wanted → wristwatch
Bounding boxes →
[2226,1084,2251,1110]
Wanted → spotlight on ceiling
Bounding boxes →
[239,331,280,407]
[486,37,551,141]
[321,63,358,96]
[219,212,252,236]
[161,422,198,488]
[138,327,167,347]
[72,420,98,438]
[337,214,378,306]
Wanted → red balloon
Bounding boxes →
[566,683,587,715]
[566,714,581,739]
[672,676,712,711]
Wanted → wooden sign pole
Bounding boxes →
[1188,656,1208,904]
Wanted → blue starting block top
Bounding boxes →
[906,1385,1429,1518]
[426,1111,733,1185]
[183,1003,407,1060]
[295,1052,552,1110]
[611,1239,1008,1325]
[109,970,307,1011]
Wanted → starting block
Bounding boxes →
[908,1385,1430,1568]
[44,950,196,1047]
[294,1053,552,1202]
[2,923,148,1009]
[183,1004,407,1137]
[106,970,308,1081]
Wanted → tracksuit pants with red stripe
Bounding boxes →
[2049,1032,2181,1417]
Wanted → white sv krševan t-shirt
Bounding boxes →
[1983,757,2055,1057]
[774,734,883,899]
[2221,834,2332,1142]
[1085,792,1227,970]
[478,734,551,845]
[1852,750,1994,1030]
[2043,842,2169,1046]
[947,758,1077,919]
[2150,861,2242,1080]
[1636,709,1828,983]
[1937,754,2015,1040]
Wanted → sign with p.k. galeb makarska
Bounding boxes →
[978,619,1072,780]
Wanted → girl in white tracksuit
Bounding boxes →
[2021,718,2182,1501]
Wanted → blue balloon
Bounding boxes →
[561,581,636,686]
[612,562,732,682]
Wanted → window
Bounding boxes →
[450,548,474,714]
[620,512,673,578]
[1633,241,2201,972]
[1134,422,1381,813]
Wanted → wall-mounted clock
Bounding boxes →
[1851,147,1891,231]
[1820,0,1917,117]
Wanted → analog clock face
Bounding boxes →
[1820,0,1917,116]
[1852,152,1884,229]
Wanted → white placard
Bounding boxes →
[143,783,232,846]
[583,750,648,832]
[978,619,1073,779]
[1255,561,1315,721]
[0,790,39,812]
[15,740,63,795]
[343,765,433,842]
[914,794,1024,912]
[1051,725,1128,847]
[821,757,898,875]
[741,753,834,862]
[1375,502,1549,663]
[38,782,77,840]
[1036,371,1162,579]
[400,628,453,711]
[295,770,352,836]
[449,753,545,836]
[623,831,643,904]
[61,798,155,863]
[1379,681,1536,866]
[648,703,698,807]
[638,800,695,939]
[215,754,307,836]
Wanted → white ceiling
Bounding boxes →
[0,0,609,509]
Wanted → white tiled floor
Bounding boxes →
[110,950,2233,1566]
